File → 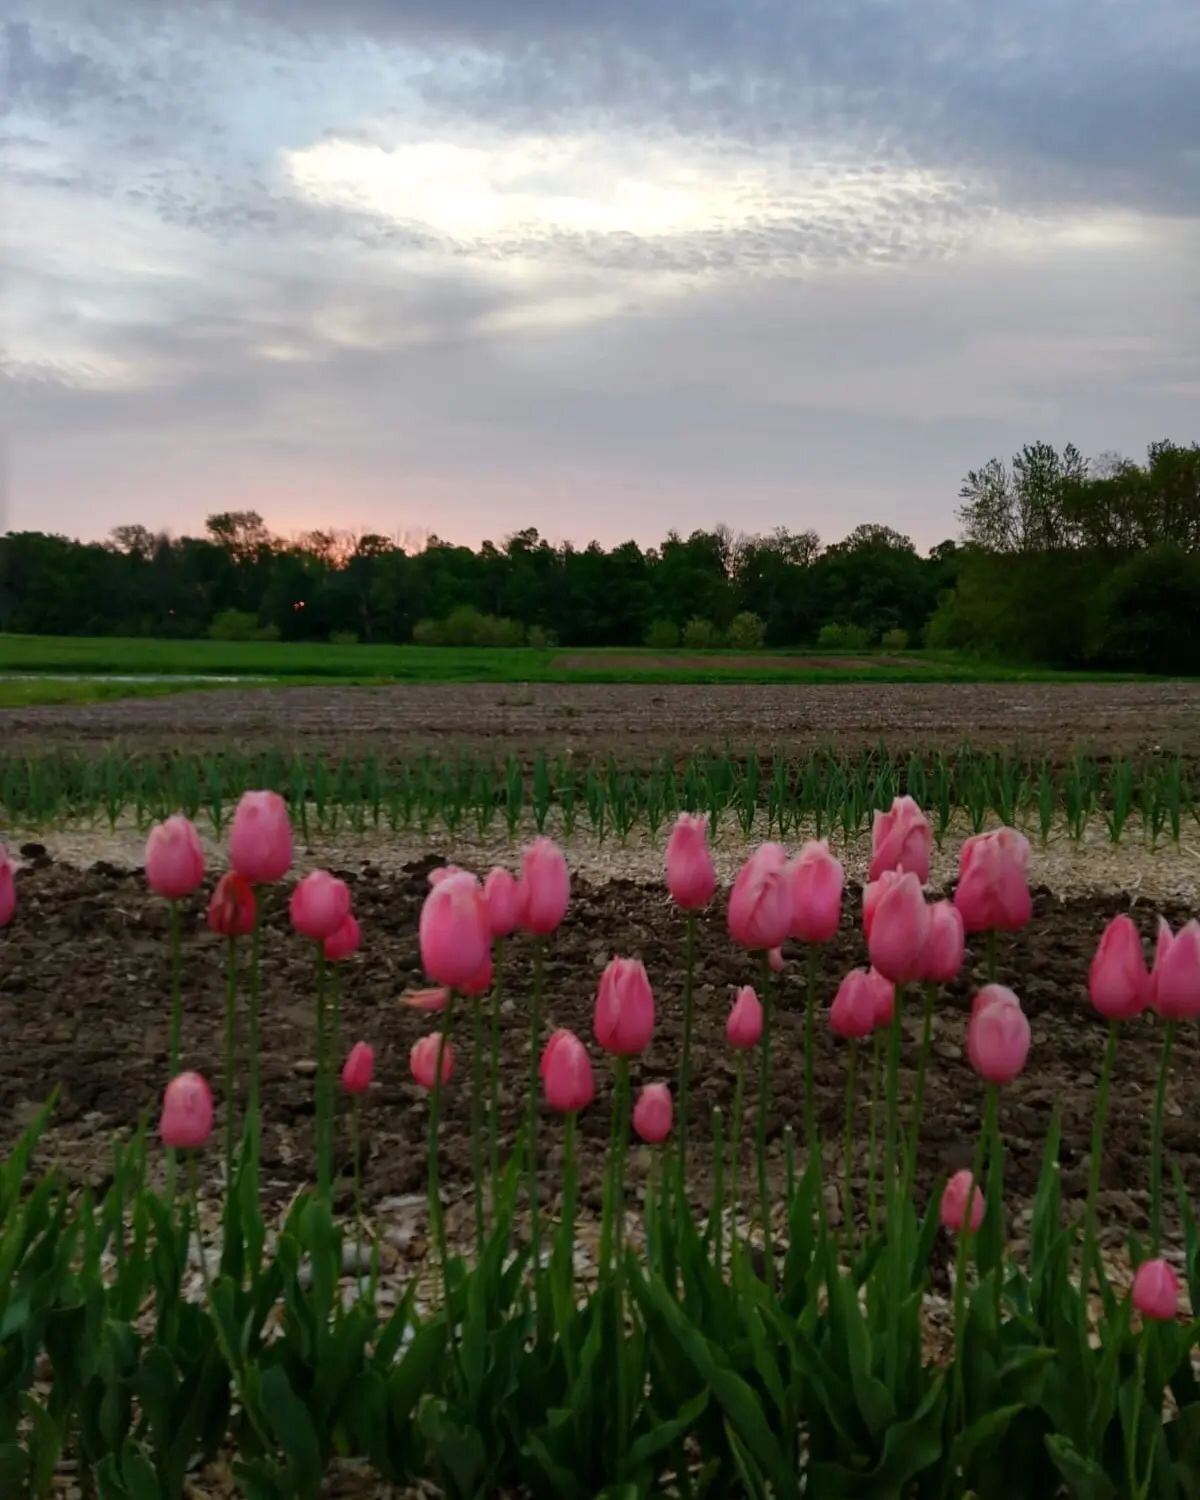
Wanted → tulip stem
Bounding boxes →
[867,1032,880,1236]
[952,1091,991,1432]
[843,1041,857,1255]
[883,985,903,1216]
[247,902,262,1175]
[613,1056,631,1272]
[804,944,818,1155]
[729,1056,745,1272]
[168,899,183,1078]
[785,1123,796,1205]
[223,937,238,1195]
[756,952,775,1293]
[471,997,485,1259]
[1150,1019,1176,1255]
[1128,1329,1149,1500]
[489,938,505,1214]
[599,1069,621,1277]
[711,1107,725,1278]
[528,938,545,1299]
[352,1095,364,1301]
[315,944,331,1200]
[330,964,342,1129]
[1084,1019,1118,1292]
[905,983,936,1197]
[562,1109,578,1297]
[677,911,697,1190]
[428,1000,455,1318]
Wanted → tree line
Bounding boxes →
[0,439,1196,672]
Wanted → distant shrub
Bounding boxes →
[682,616,723,650]
[526,623,557,649]
[644,618,680,650]
[329,629,359,646]
[726,611,766,650]
[880,627,909,652]
[411,605,526,647]
[254,623,281,643]
[412,617,440,646]
[817,621,871,651]
[209,608,259,642]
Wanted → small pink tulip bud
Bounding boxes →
[228,790,293,885]
[518,837,570,936]
[324,912,361,962]
[206,871,256,938]
[940,1169,984,1234]
[633,1083,673,1144]
[160,1071,213,1150]
[867,872,931,984]
[540,1029,595,1113]
[665,812,717,910]
[0,843,14,928]
[1088,915,1149,1021]
[410,1033,454,1091]
[593,957,655,1055]
[869,796,931,884]
[920,900,965,983]
[419,870,491,988]
[830,969,880,1039]
[726,986,763,1048]
[290,870,352,942]
[1151,918,1200,1021]
[789,840,844,943]
[954,829,1032,934]
[483,867,521,938]
[145,816,205,900]
[1131,1257,1180,1321]
[967,985,1031,1084]
[728,843,792,951]
[341,1041,374,1094]
[402,987,450,1013]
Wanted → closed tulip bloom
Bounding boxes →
[519,837,570,936]
[790,840,844,944]
[921,900,965,983]
[1132,1257,1180,1321]
[145,816,205,899]
[229,790,293,885]
[862,870,900,940]
[483,867,521,938]
[459,952,493,998]
[593,957,655,1055]
[954,829,1032,933]
[1151,919,1200,1021]
[0,843,16,927]
[633,1083,673,1144]
[410,1033,454,1090]
[402,987,450,1013]
[726,986,764,1048]
[868,968,896,1028]
[869,796,932,884]
[290,870,352,942]
[940,1169,985,1234]
[867,872,931,984]
[728,843,792,950]
[341,1041,375,1094]
[1088,915,1150,1021]
[540,1029,595,1113]
[419,870,491,988]
[665,812,717,909]
[160,1071,214,1150]
[830,969,880,1039]
[324,912,361,962]
[206,871,256,938]
[967,985,1031,1084]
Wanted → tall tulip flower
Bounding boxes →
[907,900,965,1194]
[666,813,716,1179]
[145,815,205,1091]
[954,829,1033,950]
[725,986,762,1266]
[207,870,257,1190]
[790,840,844,1150]
[869,795,931,884]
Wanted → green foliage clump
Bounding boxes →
[209,608,260,642]
[412,606,526,647]
[643,618,680,650]
[682,616,722,649]
[881,627,909,651]
[818,621,871,650]
[726,611,766,649]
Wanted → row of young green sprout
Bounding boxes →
[2,746,1194,848]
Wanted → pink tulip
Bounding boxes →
[206,871,256,938]
[145,816,205,900]
[967,985,1031,1084]
[159,1071,214,1150]
[0,844,16,927]
[290,870,352,942]
[664,812,717,910]
[954,829,1032,934]
[459,952,493,998]
[830,969,881,1039]
[869,795,932,884]
[1131,1257,1180,1321]
[419,870,491,988]
[768,946,785,974]
[540,1028,595,1113]
[726,986,763,1048]
[633,1083,673,1144]
[428,863,468,886]
[402,987,450,1013]
[790,840,844,943]
[518,837,571,936]
[1088,915,1150,1021]
[862,870,899,940]
[940,1169,985,1234]
[920,900,965,984]
[867,871,930,984]
[324,912,361,962]
[1151,919,1200,1021]
[341,1041,375,1094]
[867,968,896,1028]
[410,1033,454,1090]
[727,842,792,950]
[593,957,655,1055]
[483,867,521,938]
[228,790,293,885]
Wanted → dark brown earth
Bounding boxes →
[0,850,1193,1261]
[4,680,1199,761]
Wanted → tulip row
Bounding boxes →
[1,742,1193,850]
[2,789,1200,1498]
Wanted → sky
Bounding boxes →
[2,1,1199,555]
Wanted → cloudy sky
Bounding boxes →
[3,1,1198,552]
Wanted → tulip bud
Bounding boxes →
[419,871,490,988]
[869,795,931,884]
[518,837,570,936]
[207,871,256,938]
[0,843,14,928]
[728,843,791,950]
[940,1169,984,1234]
[1151,918,1200,1021]
[967,985,1031,1084]
[341,1041,375,1095]
[954,829,1032,934]
[160,1071,214,1150]
[726,986,763,1048]
[145,816,205,900]
[483,867,521,938]
[229,790,293,885]
[789,840,844,943]
[540,1029,595,1113]
[410,1034,454,1091]
[867,872,930,984]
[1088,914,1149,1021]
[665,812,717,910]
[920,900,965,984]
[633,1083,673,1144]
[1131,1257,1180,1321]
[830,969,880,1039]
[290,870,352,942]
[594,957,655,1055]
[324,912,361,962]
